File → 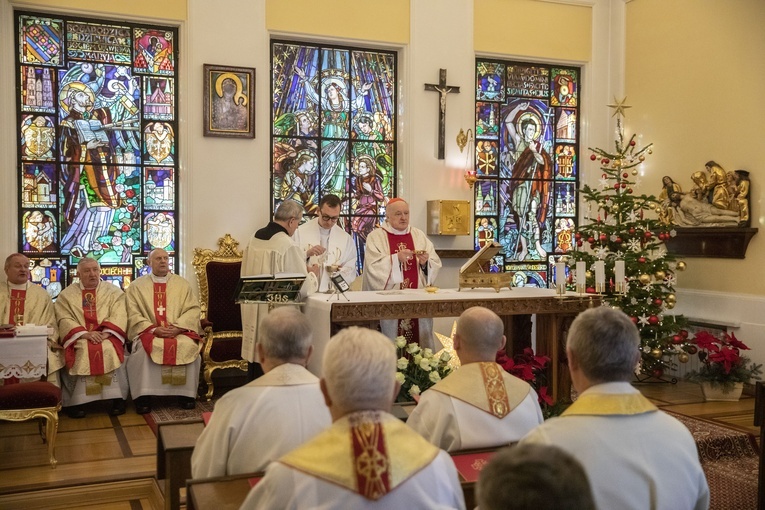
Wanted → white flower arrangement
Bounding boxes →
[395,336,454,402]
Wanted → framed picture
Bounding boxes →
[203,64,255,138]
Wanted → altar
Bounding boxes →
[303,287,596,403]
[0,334,47,380]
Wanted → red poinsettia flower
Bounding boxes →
[726,332,750,351]
[693,331,720,352]
[708,347,741,374]
[537,386,553,406]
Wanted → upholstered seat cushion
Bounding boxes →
[208,336,244,362]
[206,261,243,332]
[0,381,62,409]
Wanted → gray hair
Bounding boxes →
[77,257,100,271]
[259,307,312,361]
[4,253,28,270]
[456,306,505,359]
[477,444,595,510]
[322,327,396,413]
[567,307,640,383]
[274,200,304,222]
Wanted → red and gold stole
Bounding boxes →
[139,282,180,365]
[80,288,105,374]
[8,289,26,326]
[385,231,420,344]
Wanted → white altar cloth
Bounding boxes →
[0,334,47,379]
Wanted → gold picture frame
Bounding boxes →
[203,64,255,138]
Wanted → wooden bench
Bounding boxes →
[156,420,204,510]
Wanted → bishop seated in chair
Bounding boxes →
[126,248,201,414]
[55,257,129,418]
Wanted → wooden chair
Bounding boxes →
[0,381,62,467]
[755,381,765,510]
[192,234,248,400]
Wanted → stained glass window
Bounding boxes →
[271,41,397,271]
[15,12,179,297]
[474,60,580,288]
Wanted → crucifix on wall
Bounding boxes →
[425,68,460,160]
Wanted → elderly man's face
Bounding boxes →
[386,201,410,231]
[5,255,30,285]
[149,249,170,277]
[78,261,102,289]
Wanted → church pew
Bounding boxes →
[156,419,204,510]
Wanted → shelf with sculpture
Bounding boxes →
[658,161,757,258]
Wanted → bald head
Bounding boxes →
[455,306,506,363]
[148,248,170,277]
[4,253,30,285]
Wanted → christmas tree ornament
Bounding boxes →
[651,348,662,359]
[638,257,646,263]
[672,334,683,344]
[632,169,638,176]
[678,352,689,363]
[666,293,676,303]
[648,315,659,325]
[638,274,651,285]
[590,154,597,161]
[622,172,629,179]
[679,329,688,338]
[676,261,687,271]
[653,298,663,306]
[652,368,663,378]
[654,270,666,281]
[686,345,698,355]
[665,301,676,310]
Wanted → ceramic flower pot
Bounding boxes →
[699,381,743,402]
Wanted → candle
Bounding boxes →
[576,261,586,286]
[614,260,625,283]
[595,261,605,287]
[555,262,566,286]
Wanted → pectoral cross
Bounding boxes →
[424,69,460,160]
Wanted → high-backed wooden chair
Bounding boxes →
[0,381,62,467]
[192,234,248,400]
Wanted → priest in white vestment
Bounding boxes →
[191,307,330,478]
[125,249,201,414]
[521,307,710,510]
[55,258,129,418]
[241,327,465,510]
[362,198,442,349]
[408,307,543,452]
[293,194,357,292]
[1,253,65,386]
[241,200,318,380]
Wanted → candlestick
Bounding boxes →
[614,260,625,294]
[594,261,605,293]
[576,261,586,294]
[555,262,566,295]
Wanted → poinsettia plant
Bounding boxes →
[496,347,564,418]
[395,336,454,402]
[685,330,762,392]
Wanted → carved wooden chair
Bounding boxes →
[0,381,62,467]
[192,234,248,400]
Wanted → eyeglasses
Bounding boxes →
[321,214,340,222]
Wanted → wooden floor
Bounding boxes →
[0,381,757,509]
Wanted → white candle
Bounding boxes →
[555,262,566,286]
[614,260,625,283]
[576,261,586,286]
[595,261,605,286]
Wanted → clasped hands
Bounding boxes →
[397,249,429,266]
[82,330,114,344]
[154,325,184,338]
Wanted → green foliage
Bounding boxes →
[395,336,454,402]
[685,330,763,391]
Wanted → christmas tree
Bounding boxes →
[569,99,690,379]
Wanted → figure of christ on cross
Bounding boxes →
[424,68,460,159]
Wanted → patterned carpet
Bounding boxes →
[143,396,216,435]
[667,411,759,510]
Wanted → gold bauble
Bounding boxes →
[638,274,651,285]
[666,301,676,310]
[648,149,653,154]
[648,203,656,210]
[639,155,645,162]
[631,169,638,176]
[586,271,592,278]
[654,270,666,281]
[678,352,690,363]
[676,261,687,271]
[666,293,676,303]
[651,348,662,359]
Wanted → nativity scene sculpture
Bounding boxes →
[658,160,750,228]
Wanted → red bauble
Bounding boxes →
[686,345,698,355]
[576,240,583,247]
[615,237,622,244]
[590,154,597,161]
[603,158,610,164]
[680,329,689,339]
[587,237,595,243]
[652,368,664,378]
[672,335,683,344]
[622,172,629,178]
[653,298,663,306]
[575,233,582,241]
[644,231,652,240]
[614,183,620,190]
[648,315,659,325]
[602,173,608,179]
[629,227,636,235]
[621,183,627,189]
[599,234,607,242]
[630,316,638,325]
[586,287,596,294]
[630,140,636,146]
[627,188,633,194]
[638,257,646,263]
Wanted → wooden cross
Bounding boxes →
[425,69,460,159]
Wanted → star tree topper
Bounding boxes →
[608,96,632,117]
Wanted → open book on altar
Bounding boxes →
[233,273,308,304]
